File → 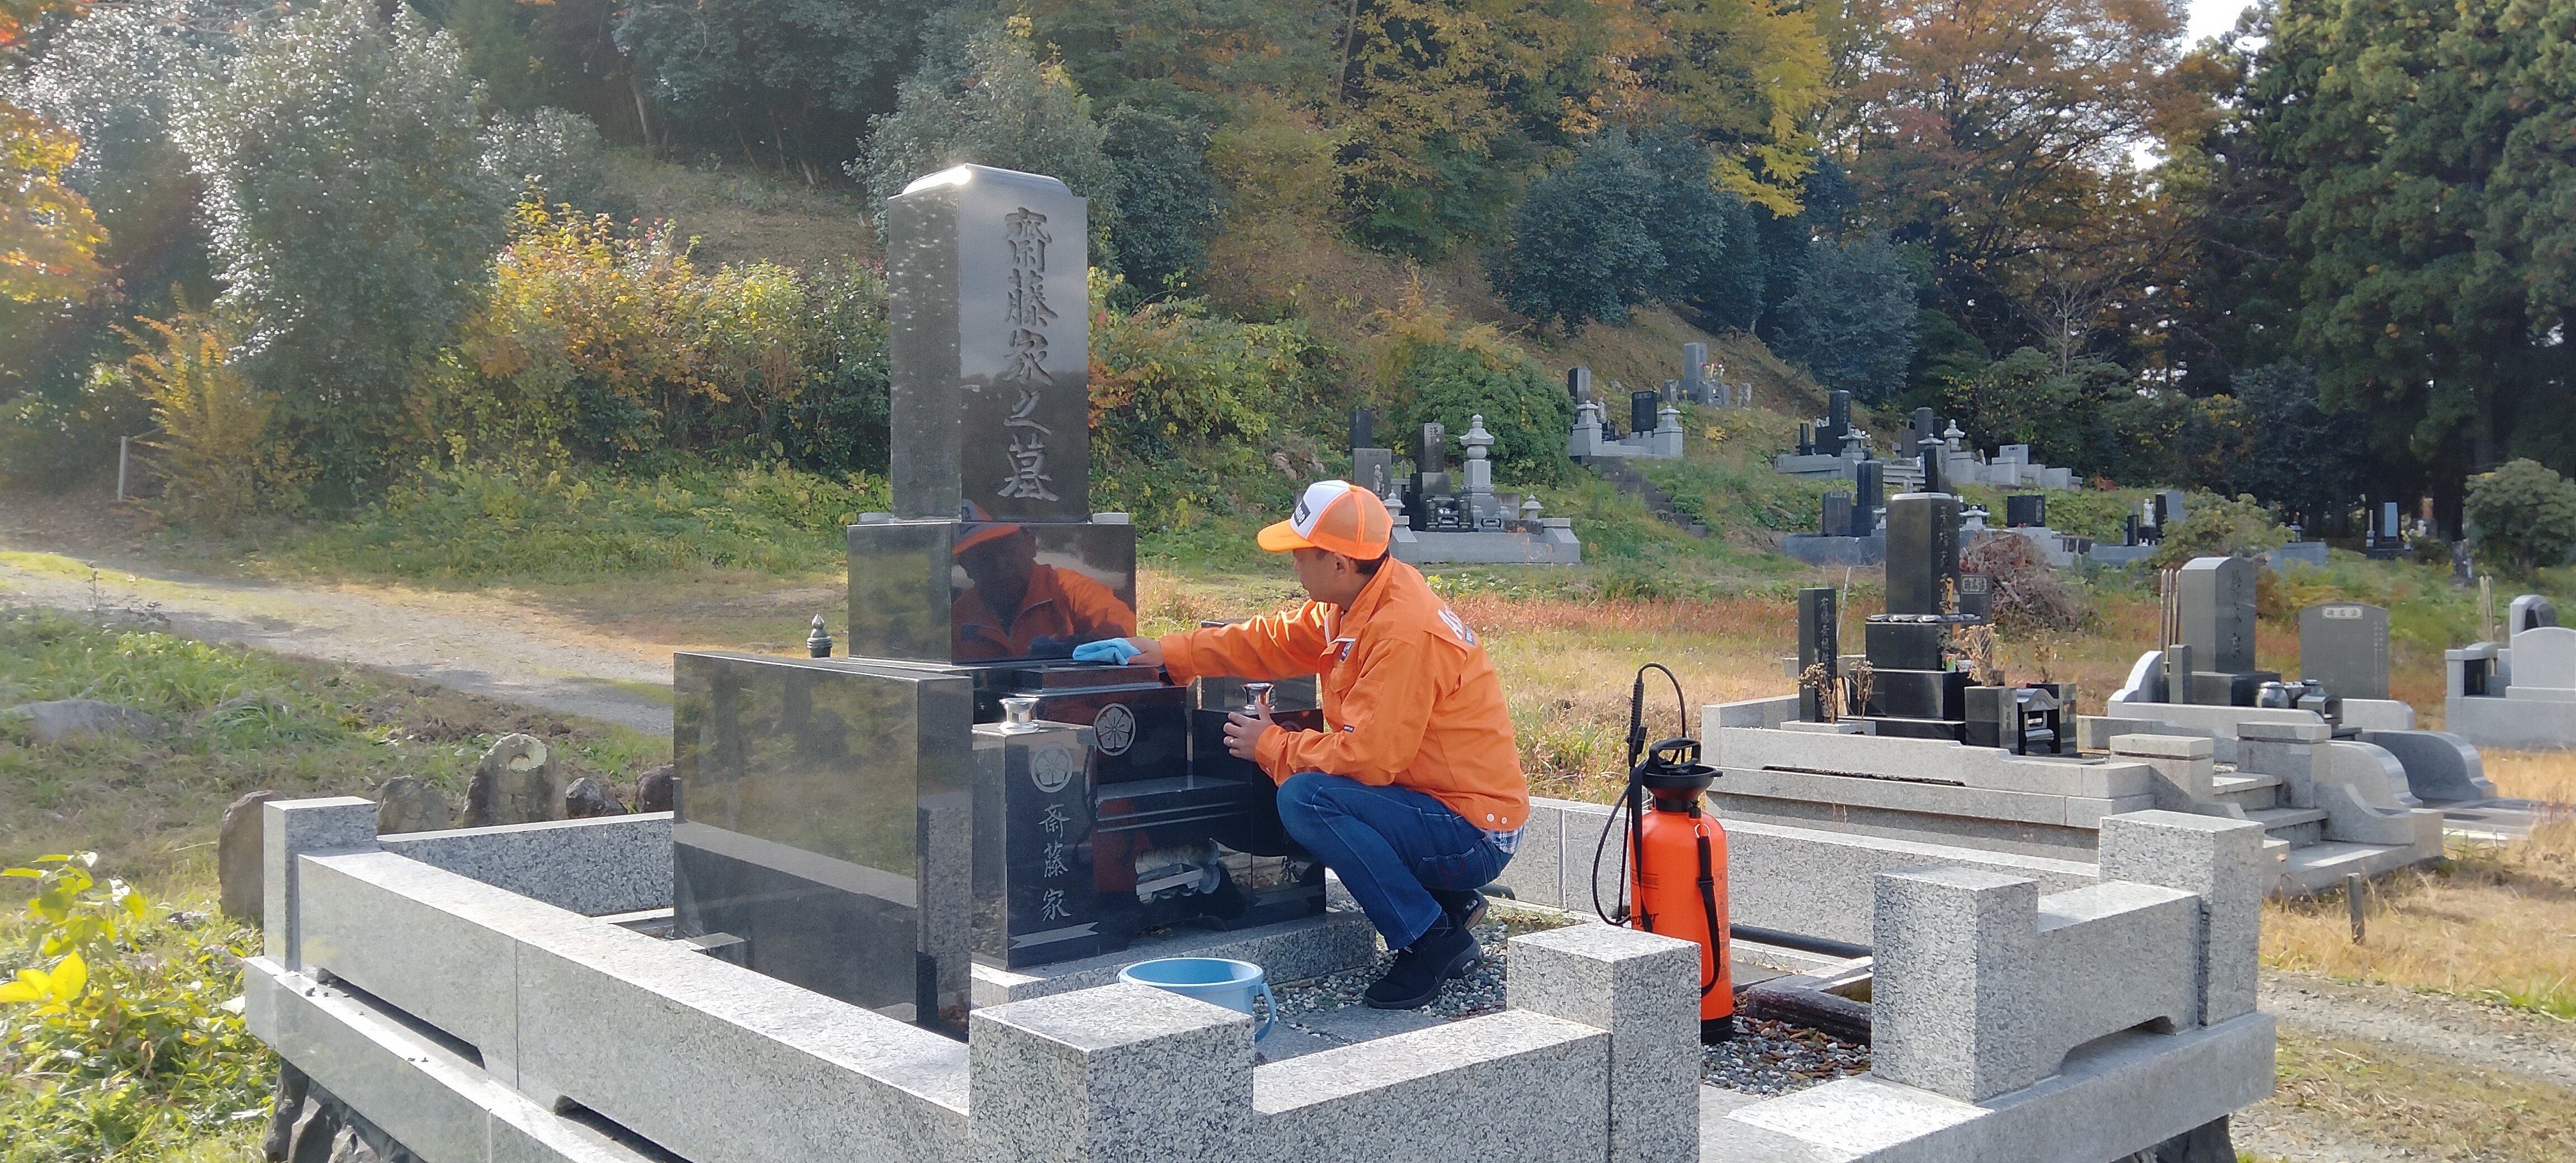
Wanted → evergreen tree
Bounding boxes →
[853,18,1121,266]
[1769,233,1919,399]
[614,0,937,163]
[1489,132,1665,332]
[1100,106,1220,296]
[176,0,509,496]
[2258,0,2576,498]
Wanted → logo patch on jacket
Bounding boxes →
[1436,606,1478,646]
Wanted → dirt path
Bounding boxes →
[2261,972,2576,1087]
[1,552,681,735]
[2234,971,2576,1162]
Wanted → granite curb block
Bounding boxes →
[1485,798,2099,946]
[972,982,1253,1163]
[1507,924,1702,1163]
[263,797,377,969]
[245,959,659,1163]
[380,813,674,916]
[1251,1011,1611,1163]
[1707,1013,2276,1163]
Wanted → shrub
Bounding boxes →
[2465,458,2576,575]
[117,304,311,530]
[176,0,509,496]
[1382,342,1571,488]
[1367,277,1571,487]
[445,201,886,467]
[0,854,271,1160]
[1090,286,1333,460]
[2148,493,2289,569]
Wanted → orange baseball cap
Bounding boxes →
[1258,480,1394,558]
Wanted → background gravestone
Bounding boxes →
[375,777,451,834]
[2178,557,2258,674]
[217,789,282,920]
[463,733,566,827]
[2299,602,2389,700]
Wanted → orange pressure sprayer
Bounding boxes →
[1593,664,1735,1041]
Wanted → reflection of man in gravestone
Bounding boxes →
[1071,480,1527,1010]
[949,508,1137,661]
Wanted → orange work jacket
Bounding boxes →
[1156,557,1528,831]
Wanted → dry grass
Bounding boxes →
[2262,823,2576,1019]
[2485,749,2576,805]
[604,151,875,271]
[2270,1028,2576,1162]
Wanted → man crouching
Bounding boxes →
[1074,480,1527,1009]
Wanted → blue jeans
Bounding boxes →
[1277,772,1510,948]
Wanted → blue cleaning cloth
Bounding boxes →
[1071,639,1142,665]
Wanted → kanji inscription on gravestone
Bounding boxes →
[885,164,1092,522]
[2300,602,2389,701]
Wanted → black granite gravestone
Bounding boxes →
[1860,493,1976,732]
[1853,461,1882,534]
[2299,602,2389,701]
[1798,587,1839,722]
[887,166,1091,523]
[2006,495,2046,529]
[679,166,1322,1029]
[1822,492,1853,539]
[1630,390,1659,436]
[1919,435,1947,495]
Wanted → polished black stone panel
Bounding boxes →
[845,518,1138,665]
[972,717,1106,967]
[886,164,1091,522]
[1864,668,1970,721]
[1865,621,1949,673]
[672,652,975,1029]
[1885,493,1963,616]
[982,668,1188,788]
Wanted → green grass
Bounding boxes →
[0,608,670,892]
[269,460,886,586]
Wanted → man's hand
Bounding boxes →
[1072,637,1163,667]
[1222,699,1275,762]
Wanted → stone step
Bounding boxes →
[2210,774,2281,812]
[2247,806,2328,848]
[2280,840,2439,895]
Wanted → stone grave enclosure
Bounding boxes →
[248,791,2270,1163]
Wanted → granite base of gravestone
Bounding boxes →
[463,733,565,828]
[218,789,283,920]
[374,778,451,835]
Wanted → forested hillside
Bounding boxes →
[3,0,2571,544]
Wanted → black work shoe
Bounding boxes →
[1429,887,1489,932]
[1364,915,1481,1010]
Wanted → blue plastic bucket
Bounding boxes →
[1116,957,1276,1041]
